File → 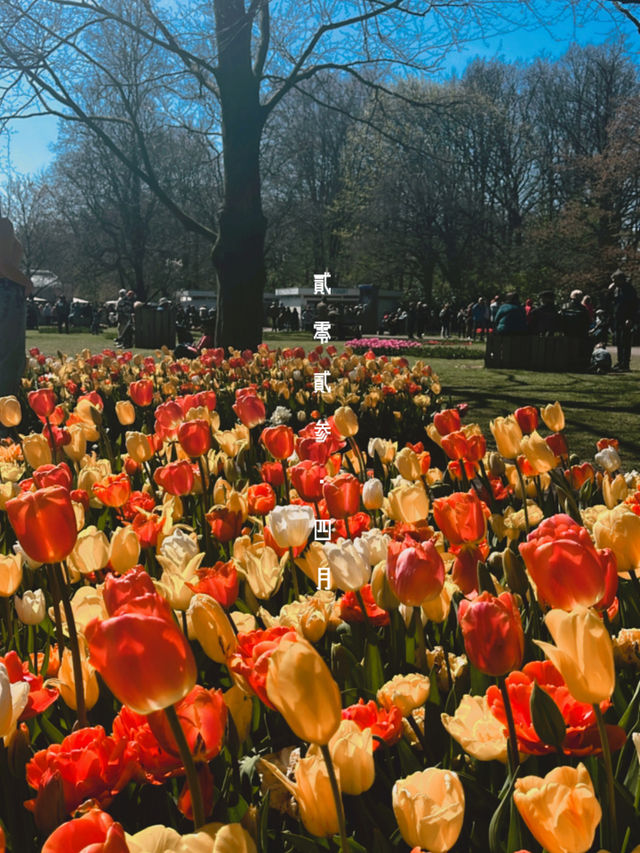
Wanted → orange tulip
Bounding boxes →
[323,473,360,519]
[153,460,195,496]
[27,388,57,420]
[92,474,131,508]
[128,379,154,407]
[261,425,295,460]
[432,490,486,546]
[232,388,266,428]
[85,587,197,714]
[433,408,461,437]
[6,486,78,564]
[247,483,277,515]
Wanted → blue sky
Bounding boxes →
[5,1,638,175]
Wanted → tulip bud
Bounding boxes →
[115,400,136,426]
[362,478,384,510]
[15,589,46,625]
[266,636,342,745]
[486,451,505,477]
[333,405,358,437]
[0,395,21,428]
[540,401,565,433]
[0,553,23,597]
[490,415,522,459]
[501,547,529,596]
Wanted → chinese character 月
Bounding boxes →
[313,271,331,295]
[313,371,331,393]
[313,321,332,344]
[317,566,331,590]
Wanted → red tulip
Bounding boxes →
[458,591,524,677]
[6,486,77,564]
[323,473,360,519]
[261,425,295,460]
[386,537,445,606]
[154,460,195,496]
[341,699,403,750]
[205,506,244,543]
[85,588,197,714]
[519,513,617,611]
[432,490,487,546]
[112,705,181,782]
[147,686,227,762]
[92,473,131,508]
[25,727,136,828]
[433,408,461,437]
[154,400,184,439]
[486,660,626,757]
[260,461,285,488]
[290,460,327,502]
[546,432,569,458]
[131,511,165,550]
[514,406,539,435]
[128,379,154,407]
[32,463,73,492]
[178,419,211,457]
[227,627,297,708]
[41,808,129,853]
[247,482,277,515]
[186,561,239,608]
[102,566,156,616]
[28,389,57,420]
[232,388,266,428]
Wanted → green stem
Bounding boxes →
[320,744,348,853]
[414,606,426,672]
[498,675,519,775]
[55,562,87,727]
[164,703,205,829]
[593,702,617,852]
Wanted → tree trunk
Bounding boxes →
[212,0,267,351]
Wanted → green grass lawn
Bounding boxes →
[25,328,640,470]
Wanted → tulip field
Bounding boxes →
[1,342,640,852]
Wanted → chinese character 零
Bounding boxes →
[317,565,331,590]
[314,518,333,541]
[313,321,332,344]
[314,419,331,442]
[313,370,331,393]
[314,271,331,296]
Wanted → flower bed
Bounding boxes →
[347,336,484,359]
[0,347,638,851]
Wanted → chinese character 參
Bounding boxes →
[314,419,331,442]
[313,518,333,541]
[313,371,331,393]
[317,565,331,590]
[313,321,332,344]
[314,271,331,296]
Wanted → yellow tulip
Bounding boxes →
[489,415,522,459]
[308,718,374,795]
[108,526,141,574]
[377,673,430,717]
[395,446,422,480]
[67,525,110,575]
[593,504,640,574]
[223,686,253,743]
[392,767,465,853]
[384,482,429,524]
[21,433,51,468]
[362,477,384,510]
[188,593,237,664]
[234,541,283,599]
[0,396,21,428]
[368,437,396,464]
[0,552,22,597]
[15,589,46,625]
[62,424,88,462]
[115,400,136,426]
[602,472,628,509]
[333,405,358,437]
[370,562,400,611]
[540,400,565,432]
[535,606,615,704]
[47,643,100,711]
[125,431,154,464]
[441,694,509,763]
[513,763,601,853]
[0,481,18,510]
[519,429,558,475]
[266,636,342,745]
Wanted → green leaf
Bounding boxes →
[282,831,329,852]
[530,682,566,751]
[476,561,496,595]
[363,640,384,692]
[488,769,519,853]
